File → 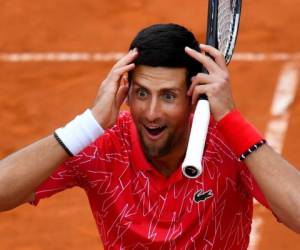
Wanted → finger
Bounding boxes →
[108,63,135,82]
[185,46,219,73]
[120,73,128,86]
[112,49,138,70]
[199,44,227,70]
[190,84,209,105]
[187,73,212,96]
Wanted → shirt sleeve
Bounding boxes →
[238,165,285,223]
[239,163,271,209]
[30,147,94,206]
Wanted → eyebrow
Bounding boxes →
[132,81,182,92]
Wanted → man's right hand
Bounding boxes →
[91,49,138,129]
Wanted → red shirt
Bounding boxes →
[32,112,269,249]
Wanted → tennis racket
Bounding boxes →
[182,0,242,178]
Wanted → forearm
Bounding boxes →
[245,144,300,233]
[216,110,300,233]
[0,135,69,211]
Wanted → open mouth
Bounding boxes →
[144,125,167,137]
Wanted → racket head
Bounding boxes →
[205,0,242,64]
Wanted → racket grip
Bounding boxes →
[199,94,208,100]
[182,99,210,178]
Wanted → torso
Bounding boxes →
[80,112,254,249]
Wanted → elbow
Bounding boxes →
[0,205,15,212]
[0,189,8,211]
[294,228,300,234]
[291,215,300,234]
[0,178,14,212]
[290,202,300,233]
[0,198,14,212]
[0,182,35,212]
[286,221,300,234]
[0,200,21,212]
[0,201,12,213]
[0,191,21,212]
[276,206,300,234]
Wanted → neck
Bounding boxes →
[149,154,184,177]
[146,130,189,177]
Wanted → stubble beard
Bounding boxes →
[137,126,187,160]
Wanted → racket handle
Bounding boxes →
[182,99,210,178]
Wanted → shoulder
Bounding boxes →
[113,111,133,131]
[102,111,132,139]
[92,111,133,151]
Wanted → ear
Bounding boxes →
[120,73,131,106]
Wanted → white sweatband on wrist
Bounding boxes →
[55,109,104,156]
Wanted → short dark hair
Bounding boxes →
[129,23,202,87]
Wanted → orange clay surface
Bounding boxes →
[0,0,300,249]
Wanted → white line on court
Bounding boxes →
[0,52,300,62]
[233,53,300,62]
[0,52,125,62]
[248,216,263,250]
[265,62,299,153]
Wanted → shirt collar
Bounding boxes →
[130,120,153,172]
[130,117,188,186]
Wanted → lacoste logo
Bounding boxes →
[194,189,213,203]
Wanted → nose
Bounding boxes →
[145,96,161,122]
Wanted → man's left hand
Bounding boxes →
[185,44,236,121]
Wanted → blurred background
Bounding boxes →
[0,0,299,249]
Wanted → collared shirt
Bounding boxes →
[32,111,269,249]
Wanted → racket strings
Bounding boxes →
[217,0,239,63]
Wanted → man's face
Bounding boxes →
[128,65,192,159]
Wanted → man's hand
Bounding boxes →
[91,49,138,129]
[185,44,235,121]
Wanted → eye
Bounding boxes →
[136,88,148,99]
[162,92,176,102]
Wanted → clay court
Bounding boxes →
[0,0,300,249]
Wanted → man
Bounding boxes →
[0,23,300,249]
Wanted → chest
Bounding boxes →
[85,144,252,249]
[88,152,246,226]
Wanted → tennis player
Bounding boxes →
[1,24,300,249]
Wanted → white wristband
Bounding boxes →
[55,109,104,155]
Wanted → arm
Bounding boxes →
[244,144,300,233]
[185,44,300,233]
[0,49,138,212]
[0,136,69,211]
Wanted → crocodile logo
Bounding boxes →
[194,189,213,203]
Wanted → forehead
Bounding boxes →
[131,65,187,90]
